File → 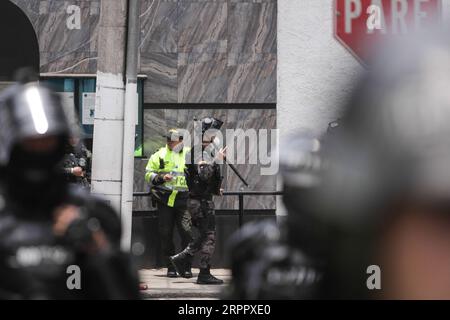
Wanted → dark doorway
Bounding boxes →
[0,1,39,81]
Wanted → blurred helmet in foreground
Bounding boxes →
[222,133,326,300]
[0,82,70,165]
[305,32,450,299]
[225,220,320,300]
[0,82,71,211]
[279,132,328,262]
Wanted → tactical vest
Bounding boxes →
[145,146,189,207]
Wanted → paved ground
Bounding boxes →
[139,268,231,300]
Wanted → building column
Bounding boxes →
[91,0,127,213]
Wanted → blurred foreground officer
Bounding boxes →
[225,134,324,299]
[170,117,225,285]
[304,33,450,299]
[0,82,140,299]
[145,129,192,278]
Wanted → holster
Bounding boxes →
[149,189,159,208]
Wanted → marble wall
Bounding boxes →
[12,0,277,101]
[139,0,277,103]
[10,0,100,74]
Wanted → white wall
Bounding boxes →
[276,0,450,215]
[278,0,363,140]
[277,0,363,215]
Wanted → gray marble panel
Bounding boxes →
[227,53,276,103]
[38,1,93,53]
[38,0,99,74]
[40,50,97,73]
[178,46,228,65]
[178,53,227,103]
[178,2,227,53]
[228,2,276,54]
[229,0,276,2]
[142,108,168,158]
[220,109,277,209]
[140,0,178,53]
[137,0,278,104]
[141,52,178,103]
[178,0,226,2]
[88,0,100,53]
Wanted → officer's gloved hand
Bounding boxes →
[153,174,166,185]
[53,205,106,253]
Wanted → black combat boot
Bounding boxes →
[183,262,193,278]
[170,251,193,278]
[196,267,224,285]
[167,265,178,278]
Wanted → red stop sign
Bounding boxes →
[335,0,442,64]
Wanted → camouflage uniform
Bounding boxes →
[170,117,224,284]
[184,198,216,268]
[181,145,223,269]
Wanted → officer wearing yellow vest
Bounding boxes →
[145,129,193,278]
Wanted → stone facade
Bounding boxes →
[140,0,277,104]
[8,0,278,211]
[12,0,277,103]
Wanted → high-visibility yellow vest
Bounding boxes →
[145,146,189,207]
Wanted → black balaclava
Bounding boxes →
[5,137,68,214]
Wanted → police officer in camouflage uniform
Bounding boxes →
[170,117,226,285]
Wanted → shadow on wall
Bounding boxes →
[0,1,39,81]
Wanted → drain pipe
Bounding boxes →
[121,0,140,251]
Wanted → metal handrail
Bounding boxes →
[222,191,283,196]
[133,191,151,197]
[223,191,283,227]
[133,190,283,227]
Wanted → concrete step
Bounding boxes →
[139,268,231,300]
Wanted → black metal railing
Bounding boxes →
[222,191,283,227]
[133,190,283,227]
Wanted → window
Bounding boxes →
[41,77,144,157]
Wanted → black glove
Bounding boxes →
[64,216,101,250]
[153,173,165,185]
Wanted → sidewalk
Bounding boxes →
[139,269,231,300]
